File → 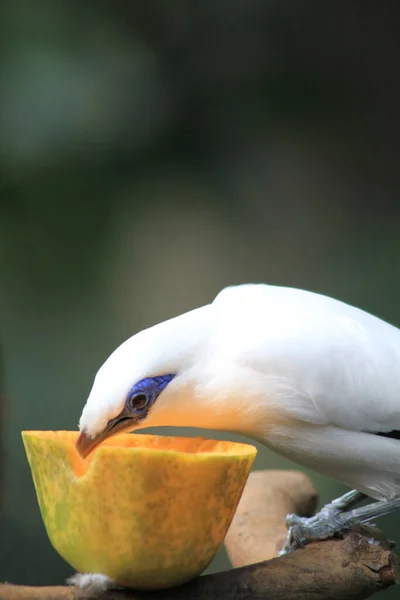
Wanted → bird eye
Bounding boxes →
[128,393,148,412]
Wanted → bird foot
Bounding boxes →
[278,496,400,556]
[278,489,400,556]
[67,572,121,593]
[279,502,347,555]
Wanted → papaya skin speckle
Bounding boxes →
[22,431,256,590]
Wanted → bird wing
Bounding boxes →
[213,284,400,435]
[283,313,400,434]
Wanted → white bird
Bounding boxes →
[76,283,400,555]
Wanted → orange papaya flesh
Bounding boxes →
[22,431,257,590]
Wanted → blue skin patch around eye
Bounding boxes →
[125,374,176,415]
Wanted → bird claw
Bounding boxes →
[279,521,317,556]
[279,525,303,555]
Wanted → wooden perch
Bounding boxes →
[1,470,398,600]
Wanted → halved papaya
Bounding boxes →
[22,431,257,589]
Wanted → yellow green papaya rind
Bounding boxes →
[22,431,257,590]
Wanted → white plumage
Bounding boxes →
[79,283,400,503]
[71,281,400,591]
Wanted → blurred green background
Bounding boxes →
[1,2,400,597]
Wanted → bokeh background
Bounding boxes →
[1,2,400,597]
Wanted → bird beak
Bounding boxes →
[76,430,102,459]
[76,417,136,458]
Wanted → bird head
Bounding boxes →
[76,285,272,458]
[76,305,214,458]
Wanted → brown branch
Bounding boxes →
[1,471,398,600]
[225,470,318,566]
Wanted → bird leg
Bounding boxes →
[303,489,366,523]
[279,490,400,555]
[320,489,366,513]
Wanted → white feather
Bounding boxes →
[67,572,118,592]
[79,283,400,500]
